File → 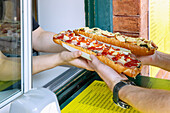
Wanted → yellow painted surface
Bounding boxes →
[62,80,139,113]
[149,0,170,77]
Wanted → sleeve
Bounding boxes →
[32,17,39,56]
[32,17,40,31]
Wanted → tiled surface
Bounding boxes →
[140,0,148,39]
[113,16,140,33]
[114,32,139,37]
[156,69,170,80]
[141,65,149,76]
[141,67,170,80]
[113,0,148,38]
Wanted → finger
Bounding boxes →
[83,59,95,71]
[90,55,102,66]
[87,60,96,70]
[73,51,82,58]
[69,58,94,71]
[90,55,119,75]
[90,55,106,71]
[60,51,82,62]
[79,59,94,71]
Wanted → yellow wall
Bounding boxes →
[149,0,170,77]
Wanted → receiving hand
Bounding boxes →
[60,51,94,71]
[136,51,157,65]
[87,55,125,91]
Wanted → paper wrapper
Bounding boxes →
[62,43,92,60]
[62,39,131,61]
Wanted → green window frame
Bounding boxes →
[85,0,113,32]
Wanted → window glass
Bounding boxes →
[149,0,170,77]
[0,0,21,104]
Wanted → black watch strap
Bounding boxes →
[113,80,135,109]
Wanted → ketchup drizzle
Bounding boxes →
[124,60,139,67]
[55,34,64,39]
[65,40,72,43]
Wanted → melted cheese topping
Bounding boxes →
[78,27,156,49]
[63,35,69,41]
[80,42,87,48]
[102,31,115,37]
[117,36,126,42]
[119,56,127,64]
[126,37,137,42]
[111,51,119,56]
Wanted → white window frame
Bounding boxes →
[0,0,32,108]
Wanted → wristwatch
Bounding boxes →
[113,80,135,109]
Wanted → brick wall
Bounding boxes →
[113,0,148,39]
[113,0,149,76]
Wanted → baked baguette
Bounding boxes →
[53,30,142,78]
[74,27,158,56]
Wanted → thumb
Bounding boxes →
[60,51,82,62]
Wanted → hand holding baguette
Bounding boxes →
[53,30,142,78]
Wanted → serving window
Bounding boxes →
[0,0,32,108]
[0,0,21,107]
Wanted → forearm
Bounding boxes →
[138,51,170,71]
[32,27,67,53]
[88,55,170,112]
[32,53,66,74]
[0,58,21,81]
[151,51,170,71]
[119,85,170,113]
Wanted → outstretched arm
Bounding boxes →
[32,27,94,73]
[0,51,93,81]
[33,51,94,74]
[137,51,170,71]
[119,85,170,113]
[88,55,170,113]
[32,27,67,53]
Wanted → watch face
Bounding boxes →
[117,101,130,109]
[121,80,136,85]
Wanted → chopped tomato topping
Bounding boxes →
[112,57,119,61]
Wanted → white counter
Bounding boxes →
[33,66,70,88]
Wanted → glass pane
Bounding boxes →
[0,0,21,103]
[149,0,170,78]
